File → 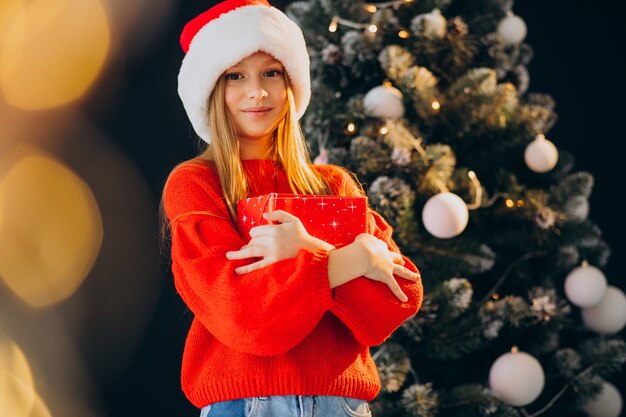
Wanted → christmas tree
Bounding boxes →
[286,0,626,416]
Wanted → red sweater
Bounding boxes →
[163,158,423,408]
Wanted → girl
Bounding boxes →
[162,1,423,416]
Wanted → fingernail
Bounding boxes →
[402,295,408,302]
[226,252,233,259]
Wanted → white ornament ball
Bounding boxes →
[422,192,469,239]
[582,286,626,334]
[497,12,527,45]
[412,8,447,38]
[363,85,405,120]
[525,134,559,173]
[564,264,607,308]
[582,381,623,417]
[489,351,545,406]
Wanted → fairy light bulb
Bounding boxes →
[366,4,377,13]
[505,199,515,208]
[328,17,338,32]
[398,30,409,39]
[346,122,356,133]
[380,126,389,135]
[368,24,378,33]
[431,100,441,110]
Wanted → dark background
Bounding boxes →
[90,1,625,416]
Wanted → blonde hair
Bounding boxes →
[199,72,331,222]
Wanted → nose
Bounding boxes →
[246,78,269,100]
[247,87,268,100]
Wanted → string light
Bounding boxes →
[346,122,356,134]
[380,126,389,135]
[328,17,338,32]
[492,293,500,300]
[466,171,483,210]
[431,100,441,110]
[328,0,414,33]
[511,346,519,353]
[383,80,392,87]
[516,199,525,207]
[505,199,515,208]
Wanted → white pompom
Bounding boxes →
[421,192,468,239]
[363,85,405,120]
[582,286,626,334]
[489,350,545,406]
[497,12,527,45]
[582,381,623,417]
[412,8,447,38]
[564,264,607,308]
[525,134,559,173]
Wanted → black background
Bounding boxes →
[93,1,626,415]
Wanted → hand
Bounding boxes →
[354,233,420,302]
[226,210,333,274]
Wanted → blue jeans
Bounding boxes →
[199,395,371,417]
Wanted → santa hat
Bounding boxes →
[178,0,311,144]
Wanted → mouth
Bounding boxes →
[243,107,272,117]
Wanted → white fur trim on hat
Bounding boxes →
[178,5,311,144]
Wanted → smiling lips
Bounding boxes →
[243,107,272,118]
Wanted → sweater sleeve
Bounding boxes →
[325,166,424,346]
[163,166,334,356]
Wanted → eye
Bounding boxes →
[224,72,242,81]
[264,69,283,78]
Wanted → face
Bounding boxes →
[223,51,287,158]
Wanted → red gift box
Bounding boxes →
[237,193,368,247]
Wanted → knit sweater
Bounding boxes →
[163,158,423,408]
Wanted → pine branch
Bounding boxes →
[523,367,594,417]
[481,251,547,303]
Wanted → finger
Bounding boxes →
[393,265,420,281]
[249,224,277,238]
[263,210,299,224]
[226,245,266,260]
[386,277,409,302]
[235,259,269,274]
[390,252,405,265]
[247,236,273,248]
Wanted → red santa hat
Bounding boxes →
[178,0,311,144]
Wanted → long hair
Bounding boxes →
[200,73,330,222]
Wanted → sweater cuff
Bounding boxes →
[301,248,335,311]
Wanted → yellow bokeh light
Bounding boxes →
[517,199,525,207]
[1,0,110,110]
[368,24,377,33]
[398,30,409,39]
[0,337,36,417]
[366,4,377,13]
[431,100,441,110]
[380,126,389,135]
[0,151,103,308]
[346,122,356,133]
[0,0,23,41]
[505,199,515,208]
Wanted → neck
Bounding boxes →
[238,134,274,160]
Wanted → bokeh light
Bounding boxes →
[0,336,37,417]
[0,0,110,110]
[0,147,103,308]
